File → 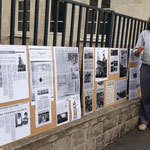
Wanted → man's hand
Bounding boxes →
[135,46,145,57]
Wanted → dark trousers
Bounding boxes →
[139,64,150,125]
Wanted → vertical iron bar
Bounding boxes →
[116,16,121,48]
[22,0,28,45]
[128,19,133,50]
[112,14,117,48]
[101,12,106,47]
[76,6,82,47]
[95,11,101,47]
[144,21,147,30]
[61,2,67,46]
[83,7,89,47]
[33,0,40,45]
[131,20,137,48]
[124,17,129,48]
[53,0,59,46]
[120,17,125,48]
[135,20,140,43]
[90,9,96,47]
[44,0,50,46]
[140,21,143,33]
[69,4,75,46]
[10,0,16,44]
[0,0,2,44]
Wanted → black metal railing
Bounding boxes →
[0,0,147,49]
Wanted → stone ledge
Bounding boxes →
[1,99,140,150]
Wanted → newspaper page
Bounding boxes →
[57,100,69,126]
[0,102,30,146]
[0,45,29,103]
[116,79,127,101]
[129,67,140,100]
[106,80,115,106]
[95,48,108,81]
[96,81,104,110]
[71,94,81,121]
[120,49,128,77]
[109,48,119,74]
[29,46,53,105]
[83,47,94,91]
[85,91,93,114]
[54,47,80,101]
[129,49,138,63]
[35,88,51,128]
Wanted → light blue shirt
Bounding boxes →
[133,30,150,65]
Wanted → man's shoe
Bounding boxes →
[138,124,147,131]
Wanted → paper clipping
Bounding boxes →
[71,95,81,121]
[96,81,104,110]
[129,49,138,63]
[0,102,31,146]
[95,48,108,81]
[29,46,53,105]
[83,47,94,91]
[35,88,52,128]
[85,91,93,114]
[120,49,128,78]
[0,45,29,103]
[54,47,80,101]
[116,79,127,101]
[106,80,115,106]
[57,100,69,126]
[109,48,119,74]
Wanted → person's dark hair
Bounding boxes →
[147,17,150,30]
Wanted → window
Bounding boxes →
[87,0,98,34]
[50,0,65,33]
[16,0,30,32]
[101,0,111,9]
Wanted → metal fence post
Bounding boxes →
[105,11,115,47]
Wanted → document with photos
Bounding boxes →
[29,46,53,105]
[0,45,29,103]
[0,102,31,146]
[54,47,80,101]
[83,47,94,91]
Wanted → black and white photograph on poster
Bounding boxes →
[129,49,138,63]
[35,88,52,128]
[96,89,104,110]
[54,47,80,101]
[97,81,104,89]
[120,49,128,77]
[0,45,29,103]
[95,48,108,81]
[129,67,139,81]
[106,80,115,106]
[83,48,94,91]
[85,91,93,114]
[116,79,127,101]
[109,48,119,74]
[0,102,31,147]
[56,100,69,126]
[71,95,81,121]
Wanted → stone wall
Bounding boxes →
[2,99,140,150]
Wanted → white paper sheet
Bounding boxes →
[71,95,81,121]
[95,48,108,81]
[83,47,94,91]
[106,80,115,106]
[0,102,31,146]
[54,47,80,101]
[109,48,119,74]
[0,45,29,103]
[129,49,138,63]
[29,46,53,105]
[56,100,69,126]
[116,79,127,101]
[35,88,52,128]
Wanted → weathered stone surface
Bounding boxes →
[92,122,103,137]
[96,134,105,150]
[37,143,53,150]
[48,134,58,143]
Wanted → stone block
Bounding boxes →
[96,134,105,150]
[48,134,58,143]
[119,123,126,137]
[85,127,92,140]
[37,143,53,150]
[133,107,140,117]
[92,122,103,137]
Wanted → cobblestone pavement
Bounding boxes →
[103,128,150,150]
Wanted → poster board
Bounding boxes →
[82,47,128,115]
[0,45,81,148]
